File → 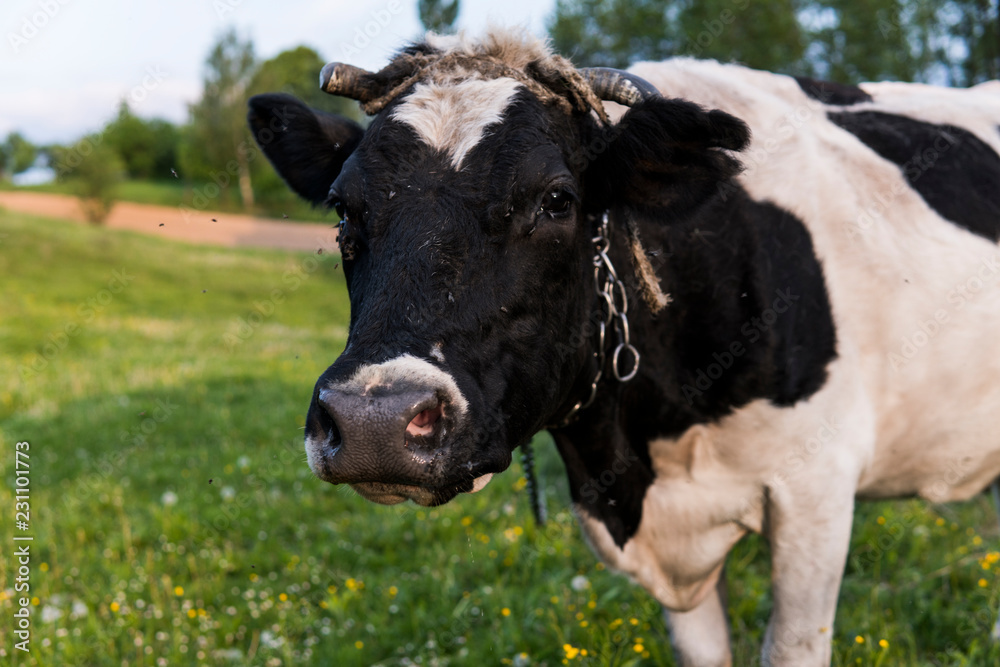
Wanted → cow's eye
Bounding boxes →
[539,188,575,217]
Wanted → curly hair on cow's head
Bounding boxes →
[324,27,612,123]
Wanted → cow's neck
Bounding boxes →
[553,183,837,547]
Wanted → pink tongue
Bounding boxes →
[406,403,442,437]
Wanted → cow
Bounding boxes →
[247,28,1000,666]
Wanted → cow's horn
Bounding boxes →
[320,62,378,101]
[580,67,659,106]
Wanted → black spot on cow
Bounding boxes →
[829,110,1000,242]
[557,116,837,546]
[795,76,873,106]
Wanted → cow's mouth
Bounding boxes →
[350,473,494,506]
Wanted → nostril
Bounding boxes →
[406,401,442,438]
[314,390,343,448]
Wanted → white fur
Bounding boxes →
[425,26,557,71]
[391,28,567,169]
[392,77,523,169]
[580,60,1000,665]
[469,473,493,493]
[329,353,468,416]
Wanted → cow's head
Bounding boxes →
[248,30,749,507]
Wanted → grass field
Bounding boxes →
[1,209,998,666]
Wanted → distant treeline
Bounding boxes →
[3,0,997,219]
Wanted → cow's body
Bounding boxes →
[569,59,1000,663]
[248,30,1000,666]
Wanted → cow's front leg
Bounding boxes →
[664,566,732,667]
[761,480,856,666]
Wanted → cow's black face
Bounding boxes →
[315,94,597,505]
[248,70,749,506]
[250,88,598,505]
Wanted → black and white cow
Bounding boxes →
[247,29,1000,666]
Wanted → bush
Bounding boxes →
[69,137,125,224]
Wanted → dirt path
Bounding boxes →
[0,191,339,252]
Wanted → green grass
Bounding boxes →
[0,210,997,666]
[115,179,188,207]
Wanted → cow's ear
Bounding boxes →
[248,93,364,205]
[591,97,750,217]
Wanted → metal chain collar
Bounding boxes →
[560,210,641,425]
[523,212,643,525]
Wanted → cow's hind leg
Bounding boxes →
[664,567,732,667]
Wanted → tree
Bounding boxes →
[104,101,179,180]
[70,136,124,224]
[548,0,1000,85]
[418,0,460,34]
[1,132,38,176]
[677,0,807,73]
[180,29,256,208]
[248,46,359,118]
[936,0,1000,85]
[805,0,935,82]
[549,0,808,72]
[549,0,678,68]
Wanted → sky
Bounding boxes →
[0,0,556,145]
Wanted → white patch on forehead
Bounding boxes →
[391,77,523,169]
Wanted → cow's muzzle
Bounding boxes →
[304,355,496,505]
